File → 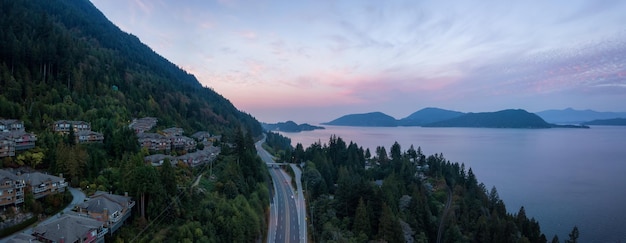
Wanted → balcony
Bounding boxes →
[15,198,23,203]
[33,186,48,194]
[97,228,109,238]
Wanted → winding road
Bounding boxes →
[436,186,453,243]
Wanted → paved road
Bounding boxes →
[255,138,303,243]
[436,186,453,243]
[290,164,307,243]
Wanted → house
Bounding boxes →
[137,133,170,152]
[191,131,213,146]
[144,154,175,166]
[74,191,135,235]
[5,233,40,243]
[0,119,36,155]
[129,117,157,134]
[52,120,91,134]
[0,170,26,207]
[19,172,67,199]
[162,127,183,137]
[76,130,104,143]
[32,214,107,243]
[0,119,24,133]
[10,131,37,151]
[0,134,16,157]
[175,146,220,167]
[170,135,196,152]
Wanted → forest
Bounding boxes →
[1,0,267,241]
[266,131,580,243]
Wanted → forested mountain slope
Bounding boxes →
[1,0,267,241]
[0,0,261,136]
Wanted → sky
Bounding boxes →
[90,0,626,123]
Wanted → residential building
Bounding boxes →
[171,135,196,152]
[0,134,15,157]
[76,130,104,143]
[9,131,37,151]
[129,117,157,134]
[0,119,24,133]
[137,133,170,152]
[20,172,67,199]
[32,214,107,243]
[175,146,220,167]
[74,191,135,235]
[52,120,91,134]
[162,127,183,137]
[0,170,25,207]
[191,131,213,146]
[0,119,36,156]
[144,154,175,166]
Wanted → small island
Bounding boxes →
[322,112,397,127]
[262,121,324,132]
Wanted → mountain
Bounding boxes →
[398,107,465,126]
[1,1,268,242]
[0,0,261,137]
[583,118,626,126]
[262,121,325,132]
[423,109,554,128]
[323,112,397,127]
[536,108,626,124]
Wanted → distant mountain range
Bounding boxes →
[583,118,626,126]
[262,121,325,132]
[398,107,465,126]
[323,108,591,129]
[536,108,626,124]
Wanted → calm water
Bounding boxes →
[279,125,626,242]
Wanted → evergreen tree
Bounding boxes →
[566,226,579,243]
[353,197,370,237]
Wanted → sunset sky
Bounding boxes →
[90,0,626,123]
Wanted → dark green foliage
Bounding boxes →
[297,136,553,242]
[264,131,293,152]
[0,0,262,136]
[566,226,579,243]
[1,0,267,241]
[424,109,552,128]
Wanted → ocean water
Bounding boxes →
[279,125,626,242]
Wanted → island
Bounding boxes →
[322,112,397,127]
[262,121,325,132]
[324,109,589,128]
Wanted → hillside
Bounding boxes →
[323,112,397,127]
[423,109,553,128]
[537,108,626,124]
[583,118,626,126]
[1,1,268,242]
[0,0,261,137]
[261,121,324,132]
[398,107,465,126]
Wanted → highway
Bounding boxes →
[256,138,305,243]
